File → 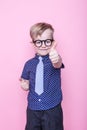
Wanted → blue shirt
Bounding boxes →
[21,54,64,110]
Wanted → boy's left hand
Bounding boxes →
[49,41,59,64]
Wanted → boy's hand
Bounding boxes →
[49,41,62,68]
[49,41,59,64]
[19,78,29,91]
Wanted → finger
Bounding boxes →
[50,55,59,59]
[49,49,58,58]
[51,59,59,63]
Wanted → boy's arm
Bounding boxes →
[19,78,29,91]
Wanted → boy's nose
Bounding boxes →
[41,42,46,47]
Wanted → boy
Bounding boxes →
[20,22,64,130]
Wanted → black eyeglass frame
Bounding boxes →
[33,39,54,47]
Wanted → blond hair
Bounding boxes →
[30,22,54,41]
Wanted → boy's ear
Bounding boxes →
[30,41,34,47]
[30,41,33,44]
[30,41,34,45]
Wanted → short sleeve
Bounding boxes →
[61,63,65,69]
[21,62,30,80]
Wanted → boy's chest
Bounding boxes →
[29,60,53,78]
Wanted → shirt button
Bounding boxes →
[38,99,41,102]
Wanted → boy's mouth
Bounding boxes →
[39,48,50,51]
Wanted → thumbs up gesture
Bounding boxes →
[49,41,62,68]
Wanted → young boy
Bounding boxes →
[20,22,64,130]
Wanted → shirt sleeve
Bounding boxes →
[21,62,30,80]
[61,63,65,69]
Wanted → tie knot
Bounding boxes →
[39,56,43,61]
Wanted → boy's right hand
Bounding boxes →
[19,78,29,91]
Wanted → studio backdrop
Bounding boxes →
[0,0,87,130]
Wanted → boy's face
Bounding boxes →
[32,29,54,56]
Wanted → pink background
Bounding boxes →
[0,0,87,130]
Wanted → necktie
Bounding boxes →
[35,56,44,95]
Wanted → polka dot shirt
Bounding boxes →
[21,54,64,110]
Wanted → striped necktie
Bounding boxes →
[35,56,44,95]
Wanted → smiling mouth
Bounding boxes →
[39,48,50,51]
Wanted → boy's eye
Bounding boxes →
[33,40,42,47]
[46,40,51,43]
[36,41,41,44]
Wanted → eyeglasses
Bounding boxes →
[33,39,54,47]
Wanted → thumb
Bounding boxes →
[51,41,57,50]
[49,41,57,56]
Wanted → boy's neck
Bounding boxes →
[36,53,49,58]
